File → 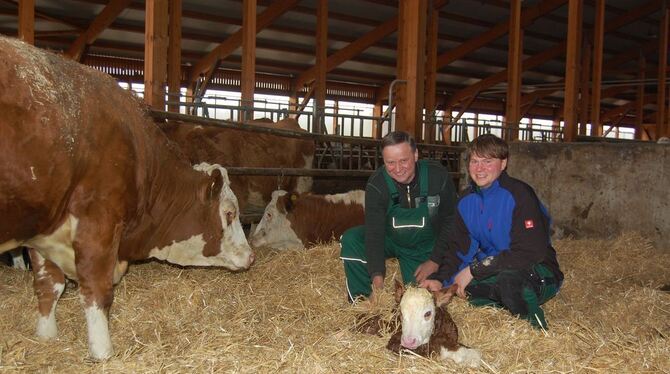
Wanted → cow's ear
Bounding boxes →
[434,284,458,308]
[207,168,224,200]
[393,279,405,304]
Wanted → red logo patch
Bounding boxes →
[524,220,534,229]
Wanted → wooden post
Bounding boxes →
[144,0,169,110]
[396,0,427,140]
[505,0,523,141]
[424,6,438,143]
[167,0,182,113]
[241,0,257,122]
[590,0,605,136]
[18,0,34,44]
[635,52,646,139]
[372,100,383,139]
[563,0,582,142]
[657,5,669,138]
[314,0,328,134]
[580,37,592,136]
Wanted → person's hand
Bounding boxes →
[414,260,439,283]
[419,279,443,292]
[371,275,384,290]
[453,266,473,298]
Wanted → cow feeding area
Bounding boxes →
[0,232,668,373]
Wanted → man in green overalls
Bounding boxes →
[340,131,458,301]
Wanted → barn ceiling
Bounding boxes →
[0,0,667,120]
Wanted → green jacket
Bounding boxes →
[364,159,458,278]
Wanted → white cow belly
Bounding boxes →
[26,214,79,280]
[0,239,22,253]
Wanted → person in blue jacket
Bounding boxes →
[418,133,563,329]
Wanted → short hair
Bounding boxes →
[381,131,417,152]
[467,134,509,160]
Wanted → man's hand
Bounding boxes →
[453,266,473,298]
[414,260,439,283]
[419,279,443,292]
[371,275,384,290]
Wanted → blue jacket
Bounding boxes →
[431,171,563,285]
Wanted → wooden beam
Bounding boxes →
[18,0,34,44]
[635,52,646,139]
[395,0,427,140]
[657,5,669,138]
[188,0,299,87]
[167,0,181,113]
[580,36,591,136]
[66,0,133,61]
[505,0,523,141]
[295,16,398,90]
[436,0,568,69]
[589,0,605,136]
[294,84,315,120]
[563,0,581,142]
[144,0,169,109]
[424,6,438,143]
[314,0,328,134]
[241,0,257,122]
[294,0,448,91]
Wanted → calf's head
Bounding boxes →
[249,190,303,249]
[395,281,457,350]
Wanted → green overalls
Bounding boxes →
[340,160,437,301]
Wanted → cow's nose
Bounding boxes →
[401,336,418,349]
[247,251,256,267]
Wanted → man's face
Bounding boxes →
[468,153,507,189]
[383,142,418,184]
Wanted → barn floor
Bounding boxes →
[0,233,668,373]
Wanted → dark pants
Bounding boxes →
[466,264,560,329]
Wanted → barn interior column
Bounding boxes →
[590,0,605,136]
[167,0,182,113]
[241,0,257,122]
[562,0,582,142]
[635,52,646,139]
[579,37,591,136]
[395,0,427,140]
[424,5,438,144]
[657,4,669,139]
[372,100,383,139]
[504,0,523,141]
[144,0,169,110]
[18,0,34,44]
[314,0,328,134]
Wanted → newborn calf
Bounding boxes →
[387,282,481,368]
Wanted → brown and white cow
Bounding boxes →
[250,190,365,249]
[160,118,315,215]
[0,37,253,360]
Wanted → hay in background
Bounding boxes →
[0,232,668,373]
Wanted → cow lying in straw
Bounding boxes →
[355,281,481,368]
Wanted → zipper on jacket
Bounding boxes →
[407,185,412,208]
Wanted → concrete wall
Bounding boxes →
[500,142,669,249]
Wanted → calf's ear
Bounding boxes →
[277,193,297,214]
[434,284,458,308]
[207,169,224,200]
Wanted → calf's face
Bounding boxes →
[396,282,457,350]
[249,190,303,249]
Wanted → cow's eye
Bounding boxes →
[266,213,272,220]
[226,211,234,225]
[424,311,432,320]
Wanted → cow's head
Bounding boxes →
[148,163,254,270]
[249,190,303,249]
[395,281,457,350]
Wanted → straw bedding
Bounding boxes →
[0,232,668,373]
